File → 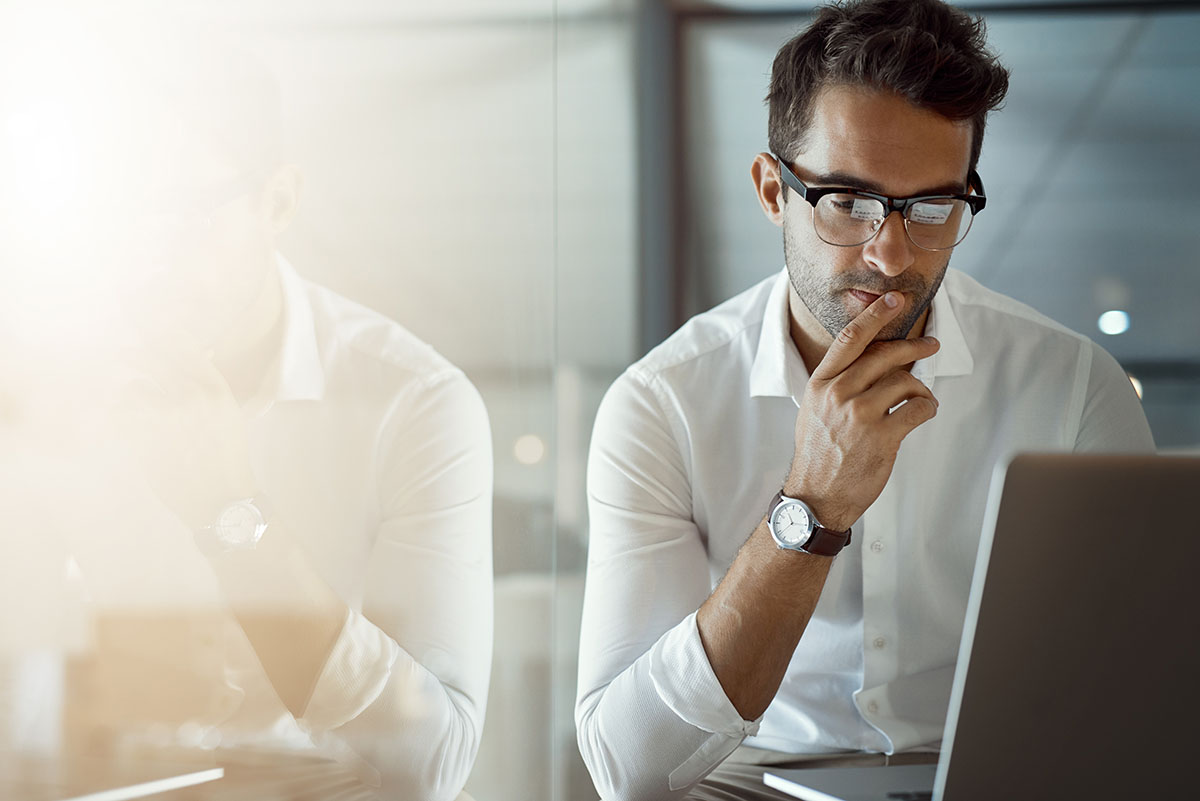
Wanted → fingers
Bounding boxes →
[835,336,940,394]
[885,394,939,434]
[810,291,906,380]
[827,371,938,443]
[861,369,939,418]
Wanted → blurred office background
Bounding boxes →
[1,1,1196,800]
[559,0,1200,796]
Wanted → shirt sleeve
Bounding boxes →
[1074,341,1156,453]
[299,369,493,801]
[576,369,759,801]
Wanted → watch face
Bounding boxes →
[215,501,267,549]
[771,500,812,548]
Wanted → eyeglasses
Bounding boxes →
[149,171,265,218]
[773,154,986,251]
[137,172,265,248]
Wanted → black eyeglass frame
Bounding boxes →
[772,153,987,251]
[147,170,270,218]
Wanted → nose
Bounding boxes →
[861,211,916,277]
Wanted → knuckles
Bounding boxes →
[825,379,852,406]
[845,395,873,425]
[881,370,924,393]
[896,396,938,427]
[833,323,861,349]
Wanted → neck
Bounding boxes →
[212,257,285,404]
[788,288,929,376]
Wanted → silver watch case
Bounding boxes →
[769,495,817,551]
[200,497,269,554]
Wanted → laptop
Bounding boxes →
[765,452,1200,801]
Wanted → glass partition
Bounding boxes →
[0,1,559,799]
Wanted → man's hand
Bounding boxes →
[786,291,940,531]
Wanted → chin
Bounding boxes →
[128,298,226,349]
[877,317,920,342]
[820,302,923,343]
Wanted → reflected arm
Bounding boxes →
[211,370,493,801]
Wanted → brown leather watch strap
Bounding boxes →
[802,525,852,557]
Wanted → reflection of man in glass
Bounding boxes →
[4,37,491,800]
[575,1,1153,799]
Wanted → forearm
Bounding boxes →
[213,540,486,799]
[577,614,756,801]
[696,517,833,721]
[206,524,347,716]
[312,634,485,801]
[697,291,940,722]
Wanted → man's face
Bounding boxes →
[776,85,973,342]
[121,124,276,348]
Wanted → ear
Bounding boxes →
[262,164,304,235]
[751,152,786,228]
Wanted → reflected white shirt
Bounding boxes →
[576,267,1153,800]
[261,258,494,799]
[11,257,492,801]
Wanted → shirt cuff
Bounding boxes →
[299,609,400,731]
[648,611,761,739]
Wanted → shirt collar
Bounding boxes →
[749,269,810,402]
[247,253,327,412]
[749,267,975,403]
[913,270,974,383]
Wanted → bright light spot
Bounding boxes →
[7,102,85,218]
[7,111,36,139]
[1098,310,1130,336]
[513,434,546,466]
[0,17,154,351]
[1127,374,1143,401]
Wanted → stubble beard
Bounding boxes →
[783,224,949,342]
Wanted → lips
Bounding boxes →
[848,288,882,305]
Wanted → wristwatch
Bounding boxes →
[195,497,271,556]
[767,491,852,557]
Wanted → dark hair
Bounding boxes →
[767,0,1009,178]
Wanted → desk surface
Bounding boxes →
[0,754,222,801]
[0,749,375,801]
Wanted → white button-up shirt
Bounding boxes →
[576,267,1153,800]
[1,256,492,800]
[254,258,494,798]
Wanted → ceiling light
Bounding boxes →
[513,434,546,466]
[1098,310,1130,336]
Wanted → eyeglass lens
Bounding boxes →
[814,193,974,250]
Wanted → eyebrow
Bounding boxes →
[812,171,967,197]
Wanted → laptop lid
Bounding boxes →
[935,452,1199,801]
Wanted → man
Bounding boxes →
[575,1,1153,799]
[0,33,490,801]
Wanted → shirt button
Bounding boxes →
[870,540,884,553]
[873,637,887,650]
[867,701,880,715]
